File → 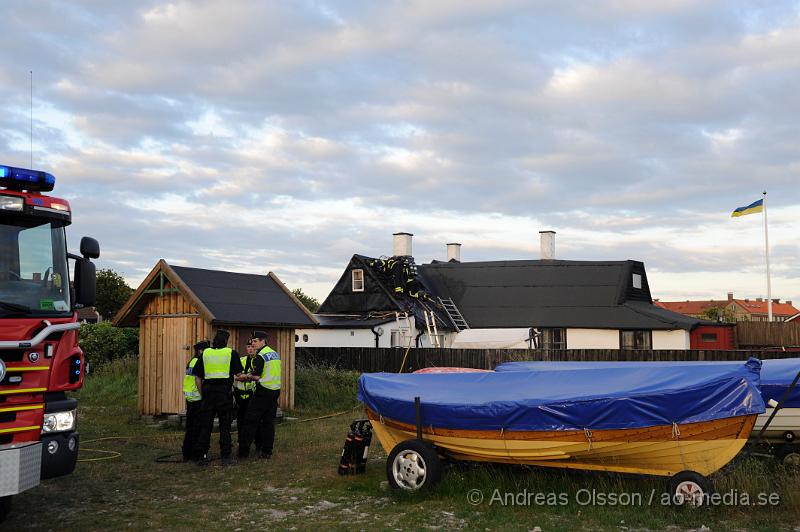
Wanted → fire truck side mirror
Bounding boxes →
[80,236,100,259]
[74,258,96,307]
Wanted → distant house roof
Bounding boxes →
[419,259,700,330]
[730,298,799,317]
[114,260,318,328]
[656,298,799,318]
[654,300,728,316]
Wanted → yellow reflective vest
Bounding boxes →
[257,346,281,390]
[234,356,256,398]
[202,347,233,379]
[183,357,201,402]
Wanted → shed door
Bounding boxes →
[160,317,193,414]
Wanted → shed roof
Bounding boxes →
[114,260,318,328]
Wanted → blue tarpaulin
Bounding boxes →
[495,358,800,408]
[761,358,800,408]
[357,359,765,432]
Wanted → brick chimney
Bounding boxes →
[727,292,734,301]
[539,230,556,260]
[446,243,461,262]
[392,232,413,257]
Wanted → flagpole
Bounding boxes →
[763,191,772,322]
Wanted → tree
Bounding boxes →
[95,269,135,320]
[292,288,320,313]
[699,306,737,324]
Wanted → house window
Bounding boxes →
[538,328,567,350]
[701,333,718,343]
[390,329,408,348]
[620,330,652,350]
[632,273,642,289]
[352,269,364,292]
[428,334,446,348]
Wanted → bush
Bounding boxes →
[77,356,138,408]
[294,362,361,414]
[79,322,139,370]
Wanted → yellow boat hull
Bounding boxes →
[366,409,757,477]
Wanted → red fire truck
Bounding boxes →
[0,164,98,520]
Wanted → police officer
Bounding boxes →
[233,339,261,453]
[238,331,280,459]
[192,330,244,465]
[181,340,209,461]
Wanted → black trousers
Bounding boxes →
[181,399,202,460]
[194,387,234,459]
[235,394,263,451]
[239,388,279,457]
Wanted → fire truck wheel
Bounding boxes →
[387,439,442,491]
[0,496,12,522]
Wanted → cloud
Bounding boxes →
[1,0,799,303]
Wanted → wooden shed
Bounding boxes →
[113,260,318,415]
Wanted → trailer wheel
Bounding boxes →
[386,439,442,491]
[668,471,713,507]
[777,444,800,467]
[0,496,12,523]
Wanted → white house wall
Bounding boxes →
[451,328,532,349]
[566,329,620,349]
[295,325,454,348]
[295,328,377,348]
[652,329,690,350]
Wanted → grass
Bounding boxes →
[5,360,800,530]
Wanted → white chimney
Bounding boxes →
[539,230,556,260]
[446,242,461,262]
[393,232,413,257]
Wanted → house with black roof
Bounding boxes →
[114,259,317,414]
[296,232,701,351]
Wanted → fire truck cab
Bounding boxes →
[0,164,98,521]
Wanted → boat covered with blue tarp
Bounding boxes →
[358,358,764,432]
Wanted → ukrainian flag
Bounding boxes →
[731,199,764,217]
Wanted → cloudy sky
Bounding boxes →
[1,1,799,304]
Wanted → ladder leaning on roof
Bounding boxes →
[423,310,441,348]
[438,297,469,331]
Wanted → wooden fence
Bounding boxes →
[296,347,797,374]
[736,321,800,347]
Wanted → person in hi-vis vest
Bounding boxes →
[191,330,247,465]
[181,340,209,461]
[238,330,280,459]
[233,339,263,453]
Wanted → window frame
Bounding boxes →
[619,329,652,350]
[538,328,567,350]
[351,269,364,292]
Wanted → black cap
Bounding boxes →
[251,330,268,340]
[212,330,230,348]
[193,340,210,351]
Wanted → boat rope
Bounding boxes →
[584,428,593,451]
[672,422,681,440]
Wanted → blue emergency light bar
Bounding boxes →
[0,164,56,192]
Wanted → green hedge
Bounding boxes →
[79,322,139,370]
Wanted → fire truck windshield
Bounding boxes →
[0,218,71,315]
